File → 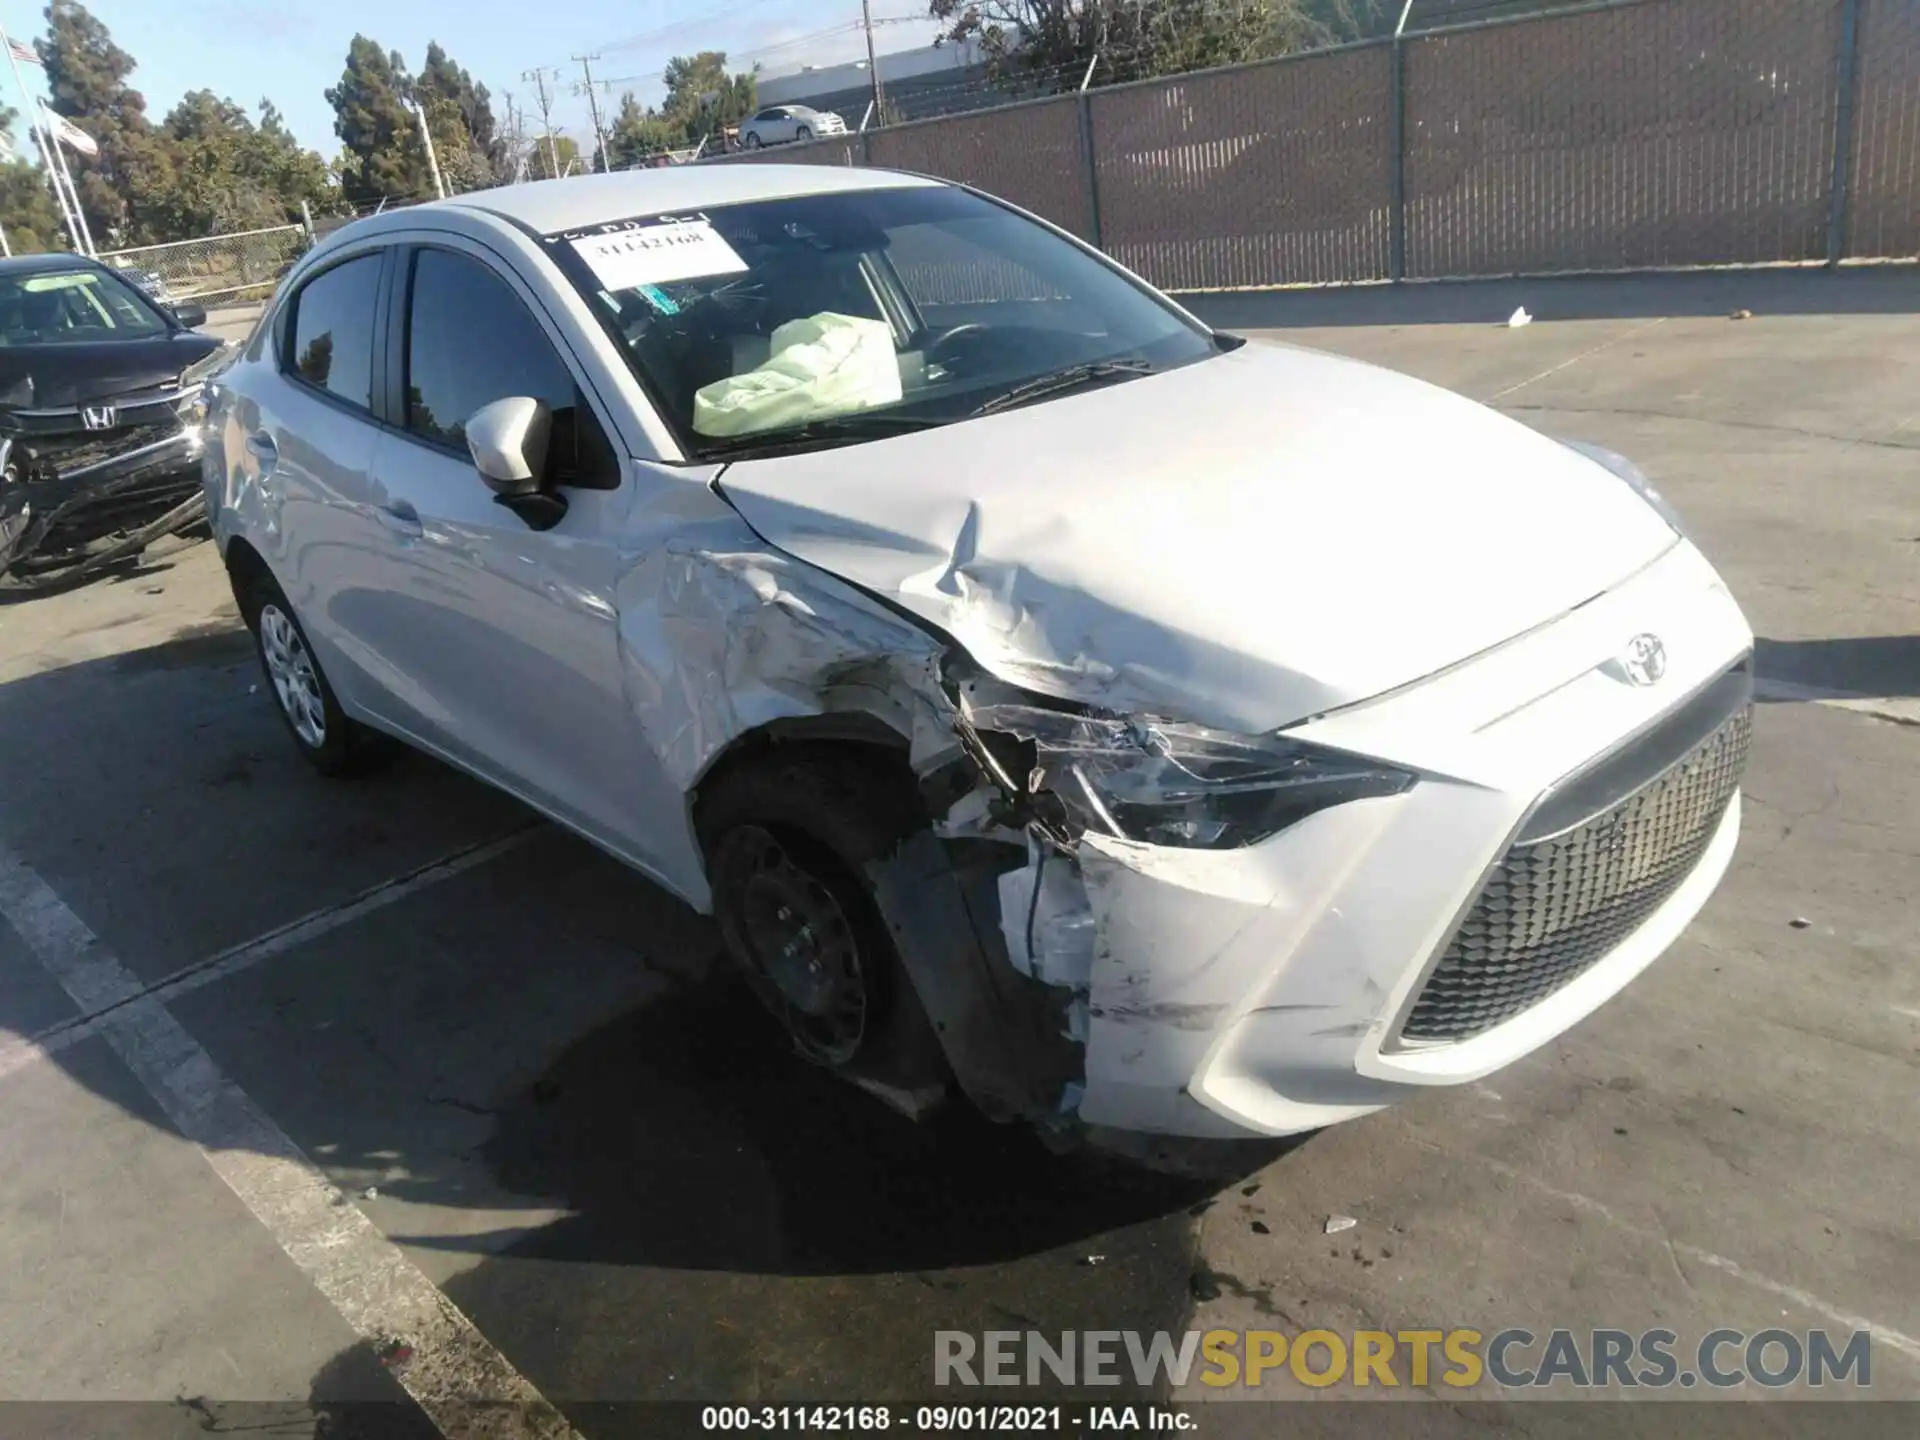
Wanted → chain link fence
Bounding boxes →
[704,0,1918,290]
[97,222,309,305]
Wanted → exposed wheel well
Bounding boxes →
[222,535,273,615]
[690,718,917,856]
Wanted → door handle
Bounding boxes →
[375,500,422,539]
[244,431,277,469]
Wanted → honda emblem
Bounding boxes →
[81,404,118,431]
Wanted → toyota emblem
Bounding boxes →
[1620,633,1668,688]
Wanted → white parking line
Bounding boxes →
[0,845,576,1440]
[0,826,539,1082]
[1395,1120,1920,1372]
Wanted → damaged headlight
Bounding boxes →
[963,702,1415,850]
[1563,440,1687,538]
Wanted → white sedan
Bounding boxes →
[738,104,846,148]
[203,166,1751,1153]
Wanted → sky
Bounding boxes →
[0,0,944,161]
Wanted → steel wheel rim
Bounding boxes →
[258,603,327,749]
[716,825,867,1065]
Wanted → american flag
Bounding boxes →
[6,38,39,66]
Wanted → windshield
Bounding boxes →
[543,183,1218,459]
[0,268,168,346]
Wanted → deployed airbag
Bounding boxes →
[692,312,903,437]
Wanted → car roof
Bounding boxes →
[429,165,940,237]
[0,253,103,277]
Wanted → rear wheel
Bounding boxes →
[238,566,395,777]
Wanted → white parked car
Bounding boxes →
[738,104,846,148]
[204,166,1752,1153]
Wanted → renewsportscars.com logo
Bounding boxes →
[934,1328,1875,1390]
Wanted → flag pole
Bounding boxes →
[0,25,83,253]
[41,100,96,255]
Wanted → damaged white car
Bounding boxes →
[204,166,1753,1150]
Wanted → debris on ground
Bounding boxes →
[1241,1182,1261,1197]
[1250,1220,1271,1235]
[1507,307,1533,328]
[1190,1270,1222,1302]
[1789,916,1811,929]
[1325,1214,1358,1234]
[1731,308,1754,320]
[360,1185,379,1201]
[376,1338,413,1368]
[1081,1254,1106,1267]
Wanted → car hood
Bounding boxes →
[714,338,1679,733]
[0,332,225,409]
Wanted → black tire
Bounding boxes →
[697,748,938,1080]
[743,131,762,149]
[237,566,395,777]
[795,125,811,142]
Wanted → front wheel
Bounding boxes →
[698,749,946,1102]
[794,125,812,142]
[742,131,762,149]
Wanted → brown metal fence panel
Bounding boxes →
[1089,46,1395,289]
[1846,0,1920,259]
[865,97,1095,240]
[1404,0,1845,277]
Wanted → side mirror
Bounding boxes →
[466,395,568,531]
[466,396,551,497]
[172,301,207,329]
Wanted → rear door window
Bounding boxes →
[285,255,383,412]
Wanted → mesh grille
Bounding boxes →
[1402,705,1751,1044]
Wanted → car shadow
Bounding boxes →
[1755,634,1920,700]
[0,618,1289,1411]
[1180,264,1920,331]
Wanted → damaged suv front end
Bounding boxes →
[0,257,225,589]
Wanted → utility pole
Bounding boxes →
[572,54,608,172]
[522,67,561,179]
[860,0,885,126]
[409,99,446,199]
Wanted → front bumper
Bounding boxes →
[0,424,205,575]
[1056,540,1754,1139]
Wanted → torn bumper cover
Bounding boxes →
[944,543,1753,1141]
[0,395,208,581]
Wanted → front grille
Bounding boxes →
[18,420,182,478]
[1402,701,1752,1044]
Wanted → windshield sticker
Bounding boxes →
[638,283,680,315]
[570,220,747,290]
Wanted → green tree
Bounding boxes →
[601,92,677,170]
[36,0,156,245]
[928,0,1328,88]
[525,133,582,181]
[416,42,498,191]
[326,35,427,203]
[657,53,757,143]
[0,109,70,254]
[148,91,335,236]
